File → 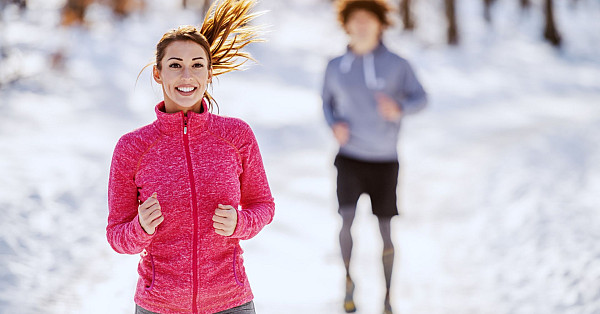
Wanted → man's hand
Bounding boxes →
[376,93,403,121]
[332,122,350,146]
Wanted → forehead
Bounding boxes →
[347,8,380,22]
[163,40,208,60]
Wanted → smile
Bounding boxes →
[176,87,197,93]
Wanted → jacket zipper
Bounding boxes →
[183,114,199,314]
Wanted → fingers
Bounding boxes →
[144,208,162,222]
[377,101,402,121]
[212,204,237,237]
[376,94,402,118]
[140,192,158,208]
[333,123,350,145]
[138,192,163,235]
[214,228,231,236]
[149,215,165,228]
[139,200,161,219]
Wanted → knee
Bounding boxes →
[383,243,395,253]
[339,206,356,224]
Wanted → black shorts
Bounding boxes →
[334,154,400,217]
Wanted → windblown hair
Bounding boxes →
[151,0,264,112]
[200,0,263,76]
[336,0,393,28]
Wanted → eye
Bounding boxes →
[193,63,204,68]
[168,63,181,68]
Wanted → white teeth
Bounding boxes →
[177,87,195,93]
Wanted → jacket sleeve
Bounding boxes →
[106,136,154,254]
[231,124,275,240]
[322,61,339,127]
[398,60,427,115]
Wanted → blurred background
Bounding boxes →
[1,0,599,313]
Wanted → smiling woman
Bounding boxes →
[153,40,212,114]
[106,1,274,314]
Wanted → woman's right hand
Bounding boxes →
[138,192,164,235]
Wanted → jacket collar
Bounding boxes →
[345,41,387,58]
[153,100,211,135]
[340,41,388,74]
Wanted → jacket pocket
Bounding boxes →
[232,246,245,287]
[143,252,156,291]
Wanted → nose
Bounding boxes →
[181,66,192,79]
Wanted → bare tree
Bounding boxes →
[543,0,561,46]
[484,0,496,23]
[445,0,459,45]
[201,0,212,16]
[111,0,146,18]
[400,0,415,30]
[60,0,92,26]
[183,0,212,17]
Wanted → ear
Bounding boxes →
[208,69,213,84]
[153,65,162,84]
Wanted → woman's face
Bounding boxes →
[154,40,212,114]
[345,9,382,44]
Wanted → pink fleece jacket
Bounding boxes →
[107,101,275,314]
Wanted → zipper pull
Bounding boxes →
[183,116,188,134]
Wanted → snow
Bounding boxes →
[1,0,599,313]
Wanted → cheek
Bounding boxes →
[197,72,211,85]
[160,71,177,86]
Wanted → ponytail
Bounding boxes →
[201,0,264,76]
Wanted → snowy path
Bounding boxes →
[1,0,600,313]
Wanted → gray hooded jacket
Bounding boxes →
[322,43,427,162]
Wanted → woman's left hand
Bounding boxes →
[212,204,238,236]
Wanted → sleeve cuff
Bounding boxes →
[230,209,247,238]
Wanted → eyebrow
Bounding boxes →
[167,57,205,61]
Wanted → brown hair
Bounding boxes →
[147,0,263,112]
[336,0,393,28]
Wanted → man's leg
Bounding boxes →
[340,206,357,313]
[340,206,356,276]
[335,155,363,313]
[378,216,394,314]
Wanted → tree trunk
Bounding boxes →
[400,0,415,30]
[182,0,187,9]
[520,0,531,9]
[543,0,561,46]
[445,0,459,45]
[484,0,495,23]
[201,0,211,16]
[61,0,91,26]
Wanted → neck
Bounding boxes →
[349,38,379,55]
[164,99,204,115]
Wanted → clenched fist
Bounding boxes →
[376,93,403,121]
[212,204,238,237]
[332,122,350,146]
[138,192,164,235]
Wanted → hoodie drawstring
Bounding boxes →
[339,50,383,90]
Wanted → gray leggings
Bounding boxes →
[135,301,255,314]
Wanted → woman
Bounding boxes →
[106,1,274,313]
[322,1,427,313]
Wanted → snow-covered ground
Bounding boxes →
[1,0,599,313]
